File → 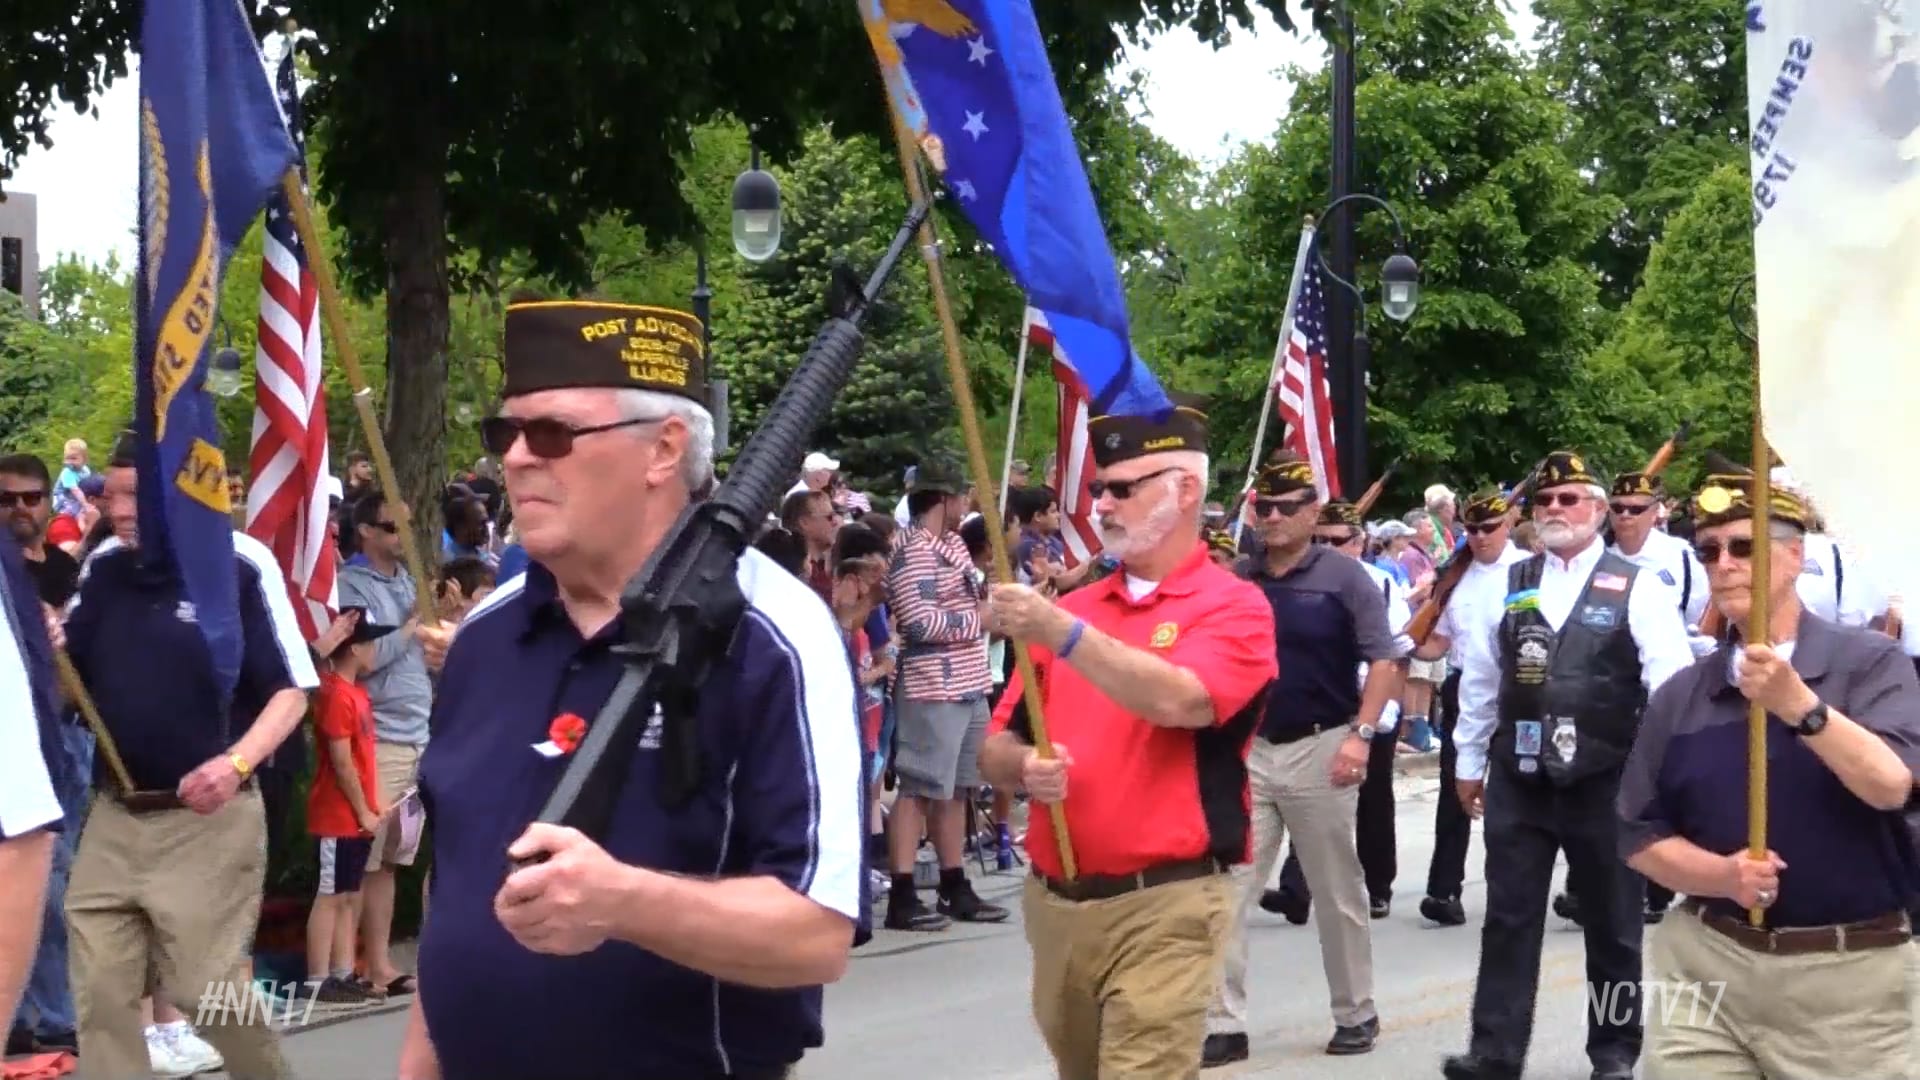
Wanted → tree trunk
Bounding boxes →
[379,17,450,563]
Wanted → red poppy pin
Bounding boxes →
[533,712,589,758]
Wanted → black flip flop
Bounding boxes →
[383,974,417,996]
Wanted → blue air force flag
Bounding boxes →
[136,0,300,701]
[1746,2,1920,611]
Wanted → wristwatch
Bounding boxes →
[1791,701,1830,737]
[1352,722,1377,742]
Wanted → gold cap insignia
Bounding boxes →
[1696,486,1733,515]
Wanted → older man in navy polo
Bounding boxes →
[401,299,863,1080]
[60,435,317,1080]
[1620,464,1920,1079]
[0,530,64,1029]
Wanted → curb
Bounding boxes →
[278,996,412,1037]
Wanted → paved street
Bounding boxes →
[282,767,1620,1079]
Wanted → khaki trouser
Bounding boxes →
[1023,871,1235,1080]
[1644,905,1918,1080]
[66,788,288,1080]
[365,740,424,872]
[1209,726,1375,1034]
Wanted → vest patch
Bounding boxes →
[1515,720,1543,756]
[1514,625,1554,685]
[1552,723,1578,763]
[1579,605,1619,630]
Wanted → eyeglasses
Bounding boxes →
[1089,467,1180,501]
[1464,521,1504,536]
[0,491,45,509]
[1313,531,1361,546]
[1694,537,1758,565]
[479,414,665,458]
[365,521,399,535]
[1253,495,1317,519]
[1609,502,1655,517]
[1533,491,1588,509]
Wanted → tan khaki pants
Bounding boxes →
[1210,727,1375,1033]
[66,788,288,1080]
[1023,872,1234,1080]
[1644,906,1918,1080]
[365,740,424,872]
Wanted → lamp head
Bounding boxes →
[731,167,783,263]
[208,345,244,398]
[1381,252,1420,323]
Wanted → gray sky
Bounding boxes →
[7,4,1541,268]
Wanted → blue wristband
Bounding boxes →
[1057,618,1086,660]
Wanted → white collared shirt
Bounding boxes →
[1360,558,1413,730]
[1796,533,1886,629]
[1454,536,1695,781]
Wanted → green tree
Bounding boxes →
[713,127,949,493]
[1159,0,1638,506]
[3,1,1372,550]
[1533,0,1748,301]
[1584,162,1754,492]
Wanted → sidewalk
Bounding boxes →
[264,940,418,1034]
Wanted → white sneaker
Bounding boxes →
[146,1026,194,1079]
[158,1021,225,1076]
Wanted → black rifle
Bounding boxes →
[520,200,930,854]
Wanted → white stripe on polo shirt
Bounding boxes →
[234,531,320,691]
[734,545,864,922]
[0,598,60,840]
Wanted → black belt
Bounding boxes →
[112,778,254,815]
[1264,720,1349,746]
[1036,856,1228,902]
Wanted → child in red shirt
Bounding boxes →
[304,606,395,1003]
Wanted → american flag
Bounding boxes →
[244,44,335,640]
[1026,309,1102,568]
[1275,237,1342,500]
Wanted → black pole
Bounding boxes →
[691,243,713,356]
[1328,6,1362,492]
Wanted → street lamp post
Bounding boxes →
[1315,192,1420,489]
[703,142,785,455]
[207,316,245,398]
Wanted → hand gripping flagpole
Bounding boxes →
[881,111,1078,881]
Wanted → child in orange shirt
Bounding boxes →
[303,606,395,1003]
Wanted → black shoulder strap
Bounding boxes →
[1679,546,1693,614]
[1833,543,1844,610]
[1382,575,1392,604]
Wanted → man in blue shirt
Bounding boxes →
[61,435,316,1079]
[402,298,864,1080]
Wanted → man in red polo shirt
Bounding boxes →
[980,400,1278,1080]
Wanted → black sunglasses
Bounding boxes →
[1464,521,1504,536]
[1089,467,1180,501]
[1313,530,1361,546]
[479,414,665,459]
[1694,537,1760,565]
[1253,495,1316,519]
[1609,502,1655,517]
[0,490,45,508]
[363,520,399,535]
[1533,491,1588,509]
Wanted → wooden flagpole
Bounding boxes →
[880,112,1077,880]
[279,172,436,627]
[1745,341,1770,927]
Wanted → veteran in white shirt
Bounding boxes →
[1435,452,1694,1080]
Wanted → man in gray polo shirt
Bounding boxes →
[336,493,431,996]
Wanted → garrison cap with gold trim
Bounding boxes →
[1204,527,1238,557]
[1318,500,1362,527]
[1087,393,1209,468]
[503,300,707,404]
[1252,455,1317,498]
[1534,449,1603,492]
[1690,456,1811,531]
[1611,471,1662,499]
[1461,489,1510,525]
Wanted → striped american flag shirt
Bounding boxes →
[886,525,992,700]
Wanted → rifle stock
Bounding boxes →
[1405,459,1544,646]
[1354,458,1401,518]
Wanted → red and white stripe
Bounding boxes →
[1026,308,1102,568]
[244,52,335,643]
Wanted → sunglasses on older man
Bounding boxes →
[1088,467,1181,501]
[479,413,665,458]
[0,490,45,509]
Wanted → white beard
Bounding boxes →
[1098,492,1180,562]
[1538,518,1599,550]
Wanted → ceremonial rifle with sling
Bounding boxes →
[518,202,930,855]
[1405,458,1546,646]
